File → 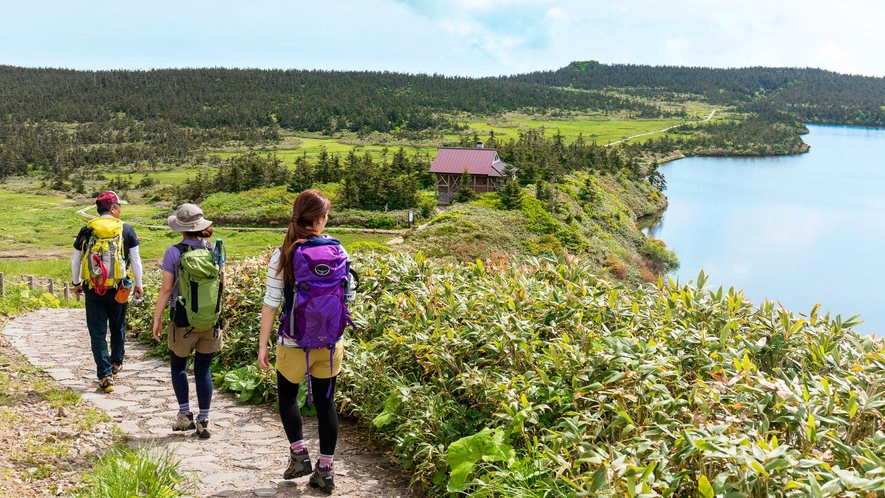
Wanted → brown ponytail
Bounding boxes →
[277,189,331,286]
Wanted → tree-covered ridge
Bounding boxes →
[511,61,885,127]
[0,66,673,134]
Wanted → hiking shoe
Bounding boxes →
[283,450,311,479]
[111,363,122,377]
[172,412,195,431]
[195,418,211,439]
[309,461,334,494]
[99,376,114,393]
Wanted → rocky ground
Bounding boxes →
[1,308,415,497]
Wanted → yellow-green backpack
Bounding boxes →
[80,218,127,295]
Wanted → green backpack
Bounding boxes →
[172,243,222,331]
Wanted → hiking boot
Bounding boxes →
[172,412,195,431]
[195,418,211,439]
[111,363,123,377]
[309,461,334,494]
[99,376,114,393]
[283,449,311,479]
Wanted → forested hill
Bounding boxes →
[510,61,885,127]
[0,66,670,134]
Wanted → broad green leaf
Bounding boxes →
[447,428,514,492]
[590,466,607,492]
[697,475,714,498]
[372,411,396,428]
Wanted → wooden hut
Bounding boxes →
[429,142,510,205]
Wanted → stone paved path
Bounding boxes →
[2,309,414,497]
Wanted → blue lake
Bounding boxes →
[645,124,885,334]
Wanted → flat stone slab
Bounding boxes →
[202,472,252,485]
[122,360,166,371]
[45,368,75,381]
[135,385,170,391]
[80,394,138,411]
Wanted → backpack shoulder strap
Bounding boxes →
[299,237,341,248]
[171,243,193,295]
[174,242,191,256]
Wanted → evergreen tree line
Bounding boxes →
[491,128,646,185]
[621,110,809,159]
[172,132,660,215]
[0,66,677,134]
[175,147,434,211]
[511,61,885,128]
[0,119,279,181]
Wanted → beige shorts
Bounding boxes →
[276,343,343,384]
[167,322,224,358]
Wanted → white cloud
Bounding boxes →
[545,7,570,26]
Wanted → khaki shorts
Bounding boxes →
[167,322,224,358]
[276,343,343,384]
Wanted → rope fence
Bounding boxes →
[0,272,79,301]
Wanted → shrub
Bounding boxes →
[0,284,66,318]
[604,254,628,279]
[416,189,438,218]
[641,237,680,274]
[133,251,883,498]
[344,254,875,496]
[520,196,558,234]
[469,193,503,210]
[554,223,588,252]
[349,241,392,254]
[526,234,563,256]
[429,210,466,225]
[365,214,397,230]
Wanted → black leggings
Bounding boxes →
[277,370,338,455]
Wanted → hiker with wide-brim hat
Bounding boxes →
[72,191,143,393]
[152,203,225,439]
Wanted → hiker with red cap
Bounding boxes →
[72,191,143,393]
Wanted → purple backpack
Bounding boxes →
[278,237,356,403]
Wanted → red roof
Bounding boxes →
[429,148,509,177]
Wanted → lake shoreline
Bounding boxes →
[649,124,885,333]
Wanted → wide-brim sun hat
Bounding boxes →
[167,203,213,232]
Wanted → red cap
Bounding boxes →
[96,191,124,207]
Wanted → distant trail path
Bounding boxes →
[2,309,413,497]
[606,108,716,147]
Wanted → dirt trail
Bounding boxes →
[605,108,716,147]
[1,308,413,497]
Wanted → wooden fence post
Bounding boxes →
[48,278,55,296]
[64,283,71,301]
[28,276,34,290]
[0,272,4,298]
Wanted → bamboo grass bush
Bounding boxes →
[132,250,885,496]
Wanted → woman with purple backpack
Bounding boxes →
[258,189,355,494]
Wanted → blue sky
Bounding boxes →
[2,0,882,77]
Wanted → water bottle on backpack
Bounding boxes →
[213,238,225,267]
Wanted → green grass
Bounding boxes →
[144,166,214,184]
[73,445,192,498]
[0,188,394,280]
[211,137,438,166]
[445,116,688,145]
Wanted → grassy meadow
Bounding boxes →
[0,188,391,283]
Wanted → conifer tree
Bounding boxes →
[455,169,476,202]
[288,152,314,193]
[499,177,523,210]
